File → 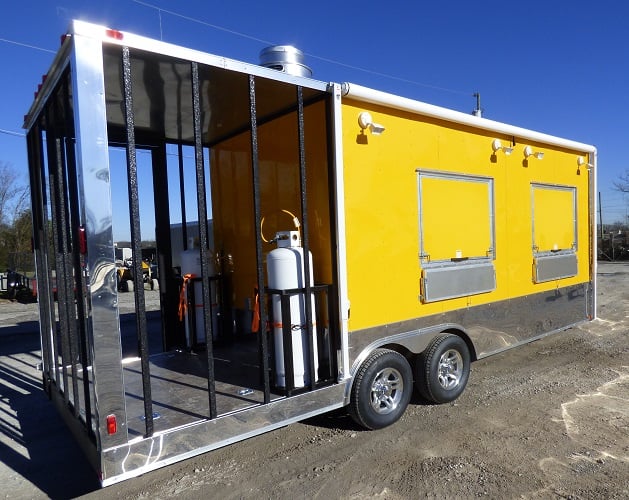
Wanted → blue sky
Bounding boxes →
[2,0,628,235]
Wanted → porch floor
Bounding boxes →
[122,340,284,437]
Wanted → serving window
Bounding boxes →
[531,183,578,283]
[417,170,496,303]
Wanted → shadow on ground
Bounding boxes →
[0,320,100,498]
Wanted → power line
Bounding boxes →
[131,0,471,97]
[1,3,473,98]
[0,128,24,137]
[132,0,275,46]
[0,37,55,54]
[304,53,470,96]
[1,3,473,100]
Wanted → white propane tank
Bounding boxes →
[267,230,318,388]
[180,246,218,347]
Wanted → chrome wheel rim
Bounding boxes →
[370,367,404,414]
[437,349,463,390]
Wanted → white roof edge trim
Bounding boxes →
[342,82,596,154]
[70,20,328,92]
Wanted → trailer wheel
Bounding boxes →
[349,348,413,430]
[415,334,470,404]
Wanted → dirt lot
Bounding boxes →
[1,262,627,499]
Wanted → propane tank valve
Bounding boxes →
[275,231,301,248]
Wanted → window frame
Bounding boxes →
[530,182,578,283]
[417,169,496,265]
[416,169,497,303]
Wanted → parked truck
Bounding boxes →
[25,20,596,486]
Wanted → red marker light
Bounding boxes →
[78,226,87,255]
[106,414,117,435]
[105,29,124,41]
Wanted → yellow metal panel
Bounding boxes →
[341,99,592,332]
[420,175,492,261]
[210,101,332,309]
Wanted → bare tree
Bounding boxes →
[613,170,629,193]
[0,161,27,226]
[0,162,30,271]
[6,208,33,272]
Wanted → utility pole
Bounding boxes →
[598,191,604,239]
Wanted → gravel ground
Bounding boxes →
[0,262,627,499]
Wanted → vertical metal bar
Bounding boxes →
[62,72,93,433]
[122,46,154,437]
[151,144,181,350]
[323,286,336,381]
[45,98,78,407]
[191,62,217,418]
[187,279,197,346]
[589,153,597,319]
[44,131,63,393]
[178,143,188,251]
[49,148,72,398]
[295,86,316,390]
[40,128,59,391]
[280,294,295,394]
[249,74,271,404]
[315,288,330,382]
[324,93,341,381]
[321,285,338,381]
[27,124,55,394]
[53,128,81,414]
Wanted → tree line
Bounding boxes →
[0,161,33,274]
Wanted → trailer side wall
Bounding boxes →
[341,99,592,339]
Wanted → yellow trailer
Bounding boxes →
[25,20,595,485]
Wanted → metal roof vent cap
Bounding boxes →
[259,45,312,78]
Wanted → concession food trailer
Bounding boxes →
[24,20,596,485]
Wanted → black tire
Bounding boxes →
[415,334,470,404]
[349,348,413,430]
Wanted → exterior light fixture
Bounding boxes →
[358,112,385,135]
[577,156,593,168]
[491,138,513,156]
[523,146,544,160]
